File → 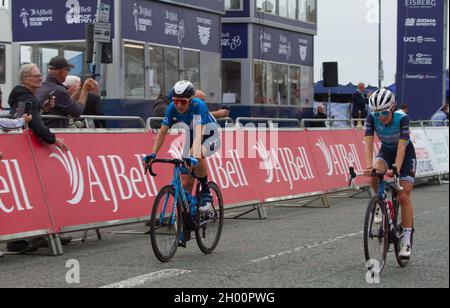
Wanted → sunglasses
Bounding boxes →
[173,98,190,107]
[373,110,391,118]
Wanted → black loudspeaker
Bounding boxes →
[85,24,113,64]
[323,62,338,87]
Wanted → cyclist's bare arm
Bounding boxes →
[395,140,409,171]
[211,109,229,119]
[152,125,169,154]
[365,136,375,171]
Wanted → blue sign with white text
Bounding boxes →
[122,0,221,53]
[253,25,314,66]
[164,0,225,14]
[396,0,445,120]
[222,24,248,59]
[12,0,114,42]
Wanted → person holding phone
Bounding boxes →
[7,63,68,151]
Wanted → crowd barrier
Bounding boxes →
[1,125,448,254]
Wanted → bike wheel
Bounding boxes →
[364,197,389,273]
[150,185,182,263]
[195,182,224,254]
[394,202,414,268]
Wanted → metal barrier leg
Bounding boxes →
[321,194,330,208]
[257,203,268,219]
[96,229,102,240]
[82,229,102,242]
[54,234,64,255]
[48,234,59,256]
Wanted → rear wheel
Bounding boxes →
[364,197,389,274]
[150,185,182,263]
[195,182,224,254]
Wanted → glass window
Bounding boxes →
[306,0,317,24]
[20,45,32,64]
[279,0,288,18]
[254,61,265,105]
[164,47,180,96]
[149,46,164,100]
[298,0,307,22]
[222,60,241,104]
[124,43,145,98]
[0,45,5,83]
[288,0,297,19]
[225,0,242,10]
[183,49,200,90]
[300,65,314,108]
[41,48,58,78]
[289,66,301,106]
[266,62,277,105]
[256,0,276,14]
[277,64,288,105]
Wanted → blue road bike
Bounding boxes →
[147,158,224,263]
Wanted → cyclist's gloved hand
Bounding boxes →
[143,153,157,173]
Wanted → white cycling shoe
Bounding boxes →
[399,242,412,259]
[199,202,214,215]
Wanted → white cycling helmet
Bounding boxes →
[172,80,195,99]
[369,88,396,112]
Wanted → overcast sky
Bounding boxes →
[314,0,400,87]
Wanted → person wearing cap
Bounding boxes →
[35,56,98,128]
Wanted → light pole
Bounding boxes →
[378,0,383,89]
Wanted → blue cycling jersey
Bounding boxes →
[365,111,411,150]
[161,98,217,129]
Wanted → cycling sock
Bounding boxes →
[403,228,412,246]
[199,177,210,195]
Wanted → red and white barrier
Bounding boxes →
[1,127,447,241]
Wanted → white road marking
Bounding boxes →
[100,269,193,288]
[250,207,448,264]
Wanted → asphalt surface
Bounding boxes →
[0,183,448,288]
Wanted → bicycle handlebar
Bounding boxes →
[348,165,404,192]
[145,158,199,177]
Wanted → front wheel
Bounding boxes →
[364,197,389,274]
[195,182,224,254]
[150,185,182,263]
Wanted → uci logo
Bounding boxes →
[403,37,416,43]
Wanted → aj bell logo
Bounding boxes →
[49,149,158,213]
[50,149,85,205]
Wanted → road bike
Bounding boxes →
[146,157,224,263]
[349,166,414,273]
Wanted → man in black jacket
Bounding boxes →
[352,83,369,125]
[35,56,98,128]
[8,63,67,150]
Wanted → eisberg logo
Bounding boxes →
[299,45,308,61]
[405,0,437,8]
[198,26,211,45]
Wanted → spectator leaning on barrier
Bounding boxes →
[352,83,369,125]
[194,90,230,120]
[431,103,449,126]
[151,94,170,129]
[7,63,68,151]
[310,104,327,128]
[35,56,98,128]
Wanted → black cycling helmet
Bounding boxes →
[172,80,195,99]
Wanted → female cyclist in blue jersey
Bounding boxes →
[145,81,222,216]
[364,89,417,260]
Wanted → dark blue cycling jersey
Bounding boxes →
[161,98,217,129]
[365,111,411,150]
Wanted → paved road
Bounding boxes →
[0,183,448,288]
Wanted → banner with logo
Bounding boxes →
[253,24,314,66]
[166,0,225,14]
[222,24,248,59]
[423,127,449,174]
[0,133,55,237]
[396,0,446,120]
[122,0,221,53]
[410,128,439,177]
[12,0,114,42]
[2,128,447,240]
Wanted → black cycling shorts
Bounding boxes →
[375,142,417,184]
